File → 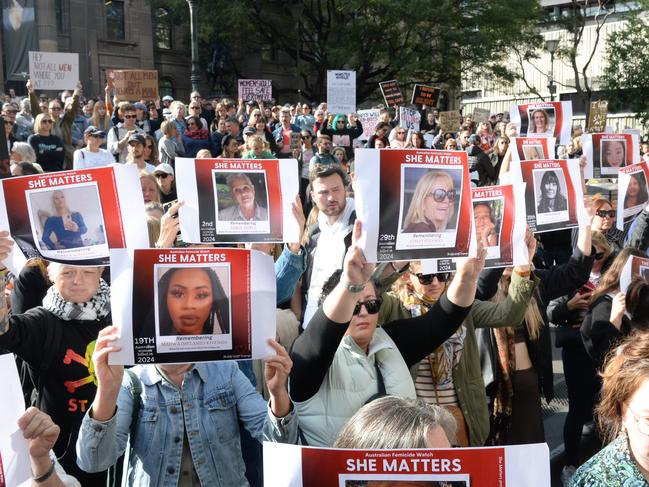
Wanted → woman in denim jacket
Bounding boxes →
[76,326,297,486]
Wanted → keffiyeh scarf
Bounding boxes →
[43,279,111,321]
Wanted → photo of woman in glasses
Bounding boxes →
[402,171,459,233]
[535,170,568,214]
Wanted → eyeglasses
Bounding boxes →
[415,273,450,285]
[352,298,383,316]
[594,251,605,260]
[49,106,61,111]
[124,114,137,119]
[155,173,170,179]
[301,136,311,140]
[596,209,615,218]
[628,407,649,436]
[42,119,53,124]
[426,188,456,202]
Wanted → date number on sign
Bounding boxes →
[379,234,396,242]
[134,337,154,345]
[136,356,155,364]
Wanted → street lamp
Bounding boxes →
[186,0,200,93]
[545,38,560,101]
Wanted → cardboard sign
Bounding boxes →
[0,165,149,273]
[238,79,272,102]
[176,157,300,244]
[111,69,159,101]
[109,248,276,365]
[439,110,462,133]
[510,137,556,163]
[29,51,79,90]
[355,148,474,262]
[327,70,356,115]
[398,107,421,132]
[357,109,381,141]
[264,442,551,486]
[616,162,649,230]
[509,101,573,145]
[510,158,588,233]
[411,84,440,106]
[582,133,640,179]
[620,255,649,293]
[472,107,491,124]
[588,100,608,133]
[379,80,404,107]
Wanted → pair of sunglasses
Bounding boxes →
[426,188,456,203]
[416,273,451,285]
[594,251,606,260]
[596,209,615,218]
[352,298,383,316]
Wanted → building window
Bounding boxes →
[159,78,174,99]
[154,8,172,49]
[106,0,125,41]
[55,0,68,34]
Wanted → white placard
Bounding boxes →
[357,109,381,141]
[327,70,356,115]
[616,161,649,230]
[29,51,79,90]
[582,133,640,179]
[399,107,421,132]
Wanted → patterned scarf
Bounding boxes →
[488,326,517,445]
[42,279,111,321]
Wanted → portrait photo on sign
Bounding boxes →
[522,144,545,160]
[640,265,649,283]
[154,264,232,354]
[599,138,627,174]
[533,169,569,225]
[624,171,649,211]
[400,166,462,234]
[473,199,502,250]
[26,183,107,253]
[526,107,555,137]
[215,171,269,222]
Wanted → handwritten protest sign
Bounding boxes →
[379,80,404,107]
[587,100,608,133]
[439,110,462,132]
[398,107,421,132]
[357,109,381,140]
[327,70,356,114]
[472,107,491,123]
[411,84,440,106]
[29,51,79,90]
[238,79,272,102]
[111,70,159,101]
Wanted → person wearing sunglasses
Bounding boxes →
[153,163,177,204]
[27,113,65,172]
[572,197,623,254]
[107,103,145,163]
[389,127,409,149]
[319,113,363,162]
[571,331,649,486]
[403,171,456,233]
[288,220,488,447]
[72,126,113,170]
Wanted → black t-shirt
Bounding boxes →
[27,134,65,172]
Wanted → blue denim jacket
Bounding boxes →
[76,361,297,487]
[275,244,307,305]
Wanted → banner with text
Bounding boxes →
[29,51,78,90]
[439,110,462,133]
[327,70,356,115]
[509,101,572,145]
[238,79,272,102]
[587,100,608,133]
[582,133,640,179]
[510,137,556,163]
[379,80,404,107]
[411,85,440,107]
[399,107,421,132]
[111,69,159,101]
[357,109,381,141]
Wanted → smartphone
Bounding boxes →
[162,199,178,218]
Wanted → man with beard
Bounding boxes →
[300,164,355,327]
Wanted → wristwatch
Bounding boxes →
[340,273,366,293]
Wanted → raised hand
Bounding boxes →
[342,220,375,286]
[18,407,60,460]
[264,339,293,417]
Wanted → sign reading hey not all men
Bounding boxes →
[29,51,79,90]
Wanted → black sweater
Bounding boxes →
[289,293,471,402]
[580,294,629,368]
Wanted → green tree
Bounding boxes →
[156,0,543,103]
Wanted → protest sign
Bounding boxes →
[472,107,491,124]
[327,70,356,115]
[290,132,301,151]
[264,442,551,487]
[582,133,640,179]
[411,84,440,106]
[587,100,608,133]
[0,165,148,273]
[379,80,404,107]
[510,158,588,233]
[509,101,573,145]
[109,248,275,365]
[357,109,381,141]
[398,107,421,132]
[355,148,473,262]
[616,162,649,230]
[238,79,272,102]
[620,255,649,293]
[176,157,300,244]
[28,51,78,90]
[111,69,159,101]
[0,354,31,487]
[439,110,462,133]
[510,137,556,163]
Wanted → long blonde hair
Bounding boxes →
[494,271,543,340]
[90,100,111,130]
[403,171,455,230]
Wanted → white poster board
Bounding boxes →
[357,109,381,141]
[29,51,79,90]
[327,70,356,115]
[399,107,421,132]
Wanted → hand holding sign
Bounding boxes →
[264,339,293,417]
[91,326,124,420]
[610,292,626,330]
[344,220,376,286]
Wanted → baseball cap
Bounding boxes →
[162,95,174,102]
[133,102,147,111]
[127,133,146,145]
[84,126,106,137]
[243,126,256,136]
[468,134,481,145]
[153,163,174,176]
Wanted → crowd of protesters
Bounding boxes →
[1,77,649,487]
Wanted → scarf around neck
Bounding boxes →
[184,128,208,140]
[43,279,111,321]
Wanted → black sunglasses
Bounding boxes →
[155,173,170,179]
[352,298,383,316]
[594,251,605,260]
[596,209,615,218]
[416,272,450,285]
[427,189,456,203]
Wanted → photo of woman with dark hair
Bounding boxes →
[624,172,649,210]
[536,170,567,214]
[158,266,230,336]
